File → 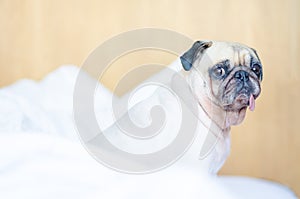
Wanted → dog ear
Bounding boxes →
[250,47,261,62]
[180,41,212,71]
[250,47,263,81]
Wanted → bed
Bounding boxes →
[0,66,297,199]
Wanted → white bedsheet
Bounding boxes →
[0,66,297,199]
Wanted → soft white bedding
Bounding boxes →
[0,66,297,199]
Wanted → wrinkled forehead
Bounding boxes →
[200,42,258,67]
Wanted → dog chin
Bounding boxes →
[226,107,247,126]
[221,93,253,126]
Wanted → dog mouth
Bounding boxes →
[223,87,259,112]
[235,92,256,111]
[221,71,261,112]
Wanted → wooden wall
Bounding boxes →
[1,0,299,196]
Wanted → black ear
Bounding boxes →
[250,47,261,62]
[180,41,212,71]
[250,47,263,81]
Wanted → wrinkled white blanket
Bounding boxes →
[0,66,296,199]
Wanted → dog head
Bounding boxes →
[180,41,263,127]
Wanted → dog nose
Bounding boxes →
[234,70,249,82]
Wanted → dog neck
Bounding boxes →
[198,96,247,130]
[197,95,230,133]
[170,69,232,173]
[177,92,231,174]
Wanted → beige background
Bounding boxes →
[1,0,300,196]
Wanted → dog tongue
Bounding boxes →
[249,94,255,111]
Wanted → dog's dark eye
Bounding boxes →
[251,64,261,77]
[213,66,226,78]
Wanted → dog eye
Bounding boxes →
[213,66,226,78]
[251,64,261,76]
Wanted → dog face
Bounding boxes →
[180,41,263,126]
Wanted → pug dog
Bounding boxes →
[179,41,262,173]
[87,40,263,175]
